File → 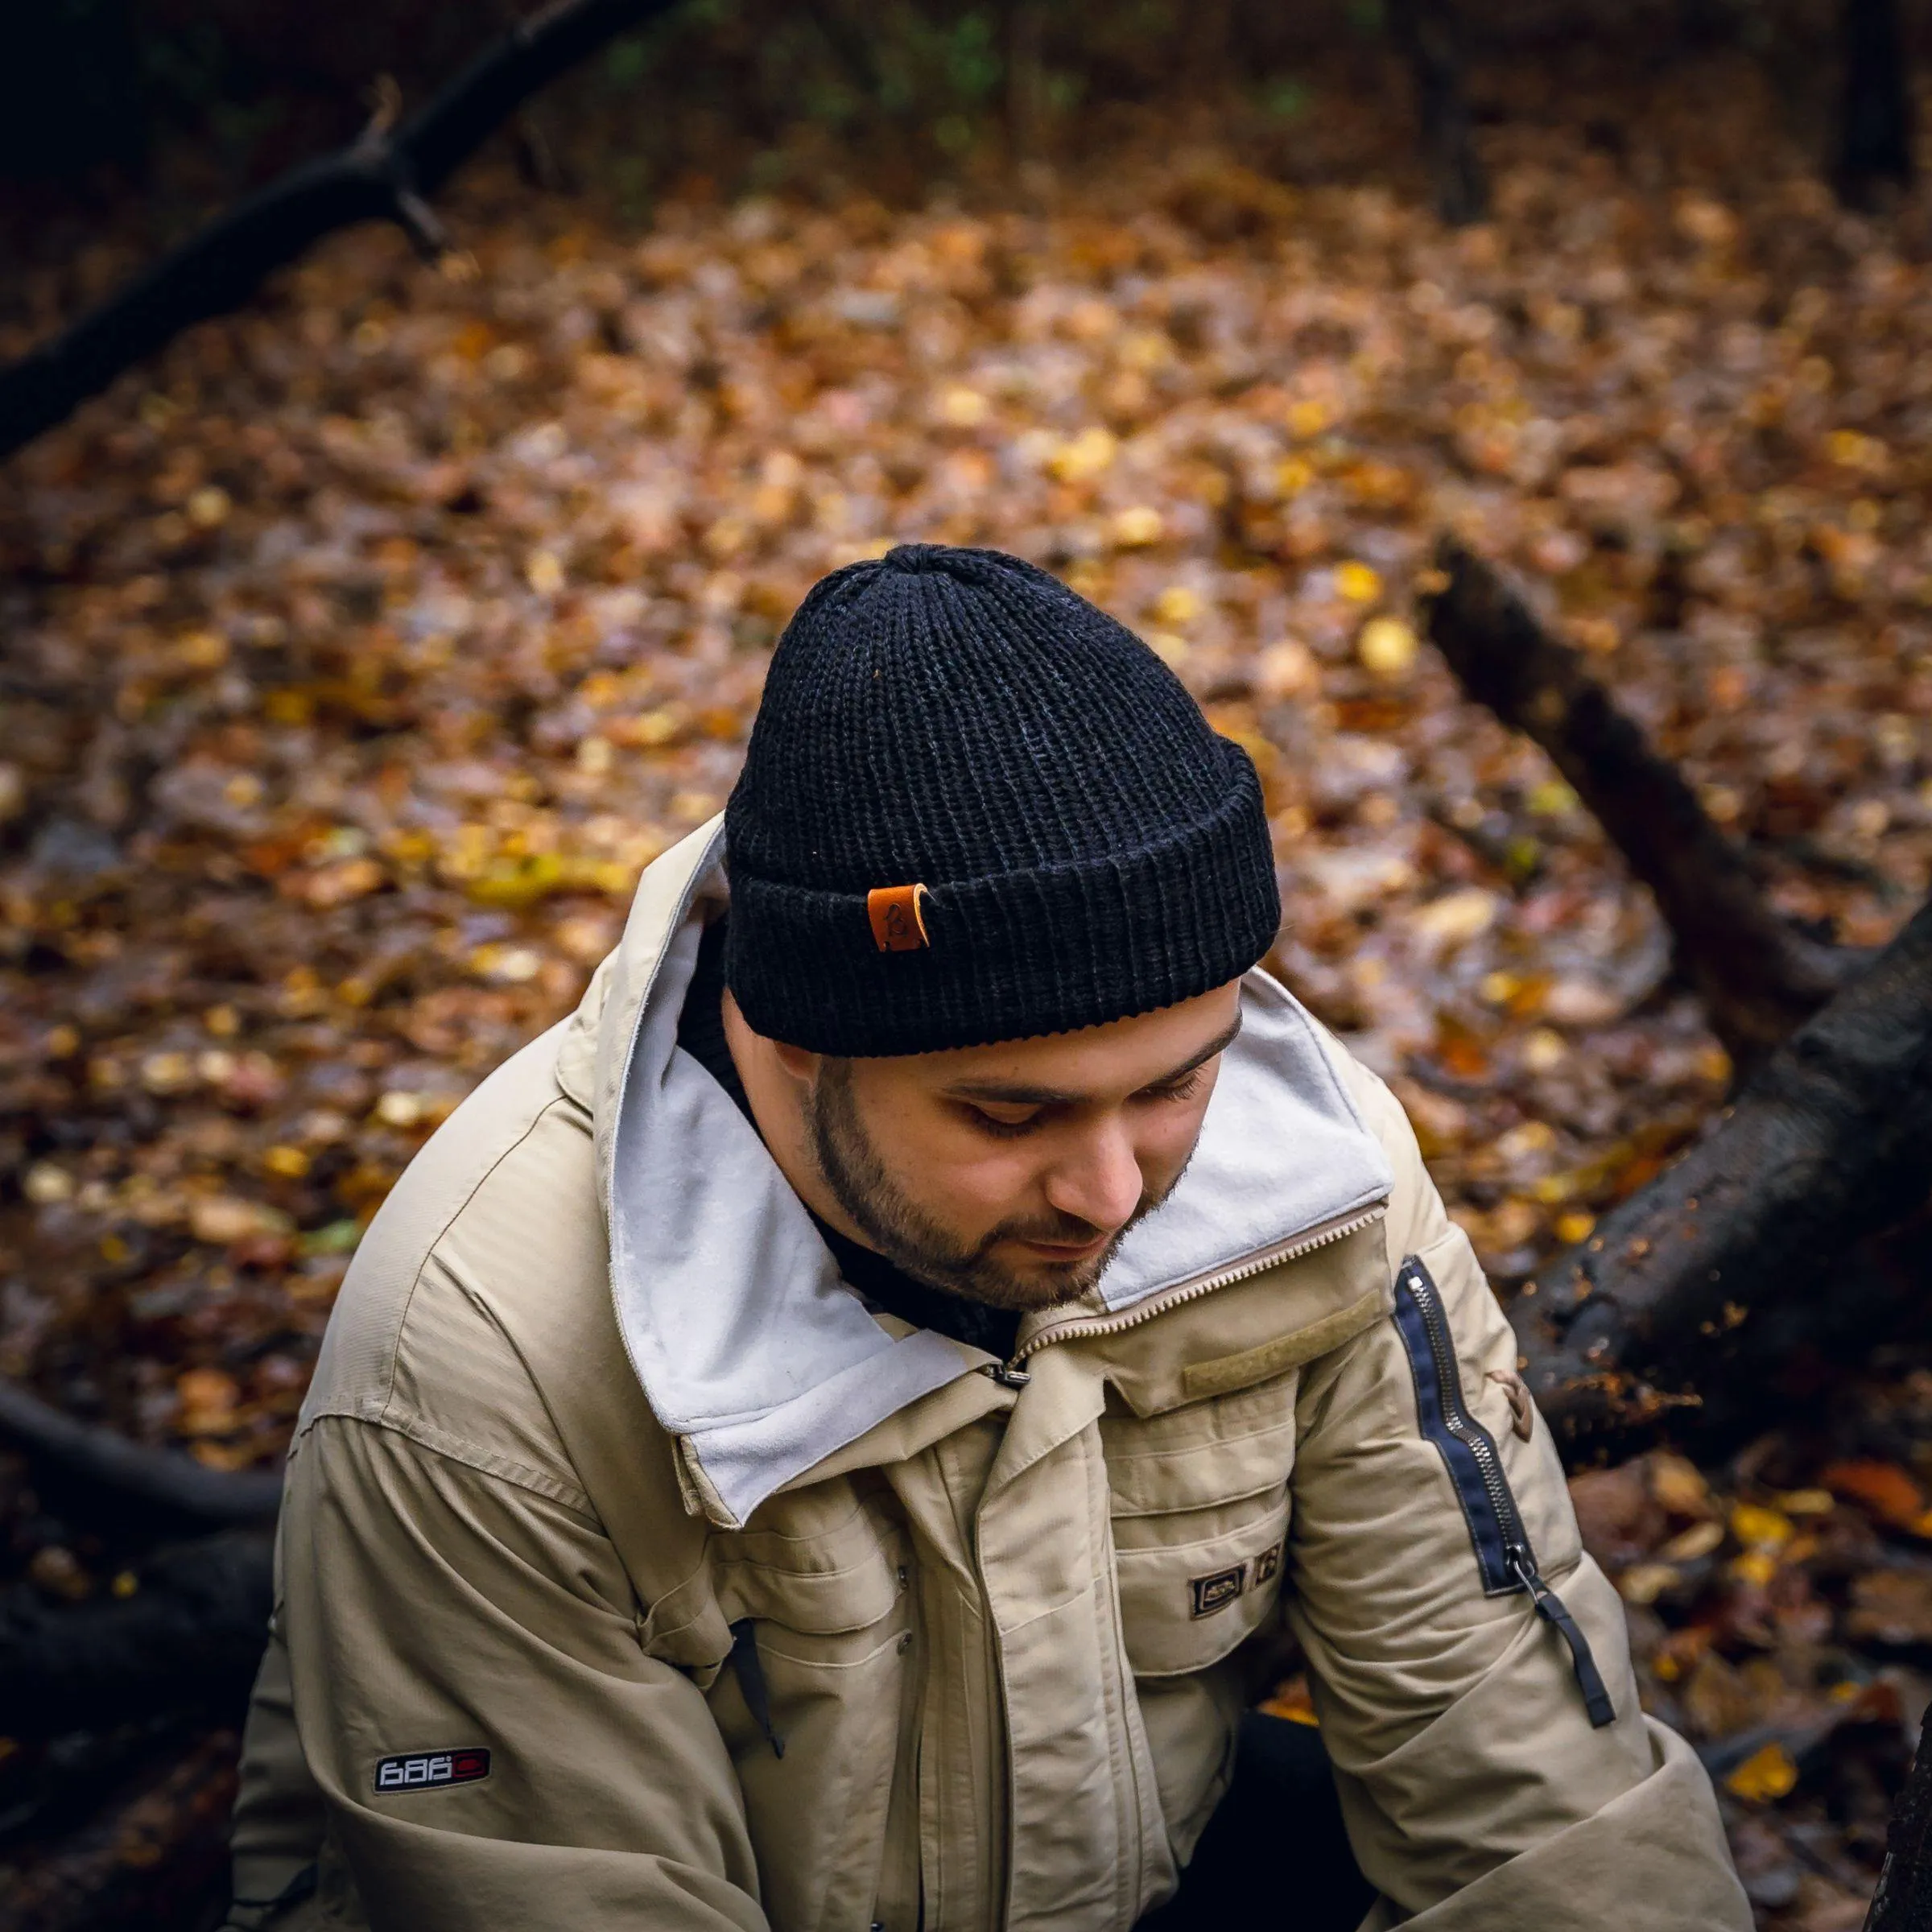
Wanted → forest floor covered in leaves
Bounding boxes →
[4,43,1932,1928]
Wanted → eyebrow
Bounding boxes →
[943,1012,1244,1108]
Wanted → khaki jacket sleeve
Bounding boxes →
[279,1414,767,1932]
[1285,1074,1751,1929]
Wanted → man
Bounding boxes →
[229,545,1749,1930]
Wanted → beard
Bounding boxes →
[803,1058,1182,1314]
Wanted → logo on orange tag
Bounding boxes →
[867,884,931,952]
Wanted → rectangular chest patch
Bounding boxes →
[374,1748,491,1794]
[1189,1562,1248,1618]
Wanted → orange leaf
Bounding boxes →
[1821,1459,1928,1533]
[1258,1674,1319,1727]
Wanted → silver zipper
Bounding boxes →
[1402,1259,1537,1574]
[980,1202,1389,1385]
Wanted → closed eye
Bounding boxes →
[1139,1067,1206,1104]
[963,1102,1045,1140]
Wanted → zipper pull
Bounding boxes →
[980,1360,1031,1389]
[1508,1547,1616,1729]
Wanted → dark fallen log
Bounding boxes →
[3,1728,242,1932]
[0,0,687,464]
[1384,0,1489,227]
[0,1530,273,1738]
[0,1374,282,1521]
[1868,1699,1932,1929]
[1422,537,1861,1064]
[1513,893,1932,1457]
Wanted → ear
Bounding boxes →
[723,987,819,1092]
[770,1039,820,1086]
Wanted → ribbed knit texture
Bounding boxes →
[724,543,1280,1055]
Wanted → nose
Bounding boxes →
[1043,1117,1145,1235]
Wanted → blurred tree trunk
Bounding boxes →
[1676,0,1732,49]
[1385,0,1488,225]
[1836,0,1914,208]
[1005,0,1046,165]
[0,0,146,180]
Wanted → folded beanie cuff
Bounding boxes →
[726,739,1279,1055]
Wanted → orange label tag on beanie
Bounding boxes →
[867,884,931,952]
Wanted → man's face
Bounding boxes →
[799,981,1242,1315]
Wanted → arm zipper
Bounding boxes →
[1393,1255,1616,1730]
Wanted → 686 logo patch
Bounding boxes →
[374,1747,491,1794]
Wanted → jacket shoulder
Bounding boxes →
[298,1021,608,1513]
[1302,1018,1445,1270]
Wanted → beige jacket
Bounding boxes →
[230,820,1749,1932]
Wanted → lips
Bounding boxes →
[1016,1232,1109,1262]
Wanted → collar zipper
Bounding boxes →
[980,1202,1389,1389]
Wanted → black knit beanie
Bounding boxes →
[723,543,1279,1056]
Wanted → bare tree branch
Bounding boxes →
[0,0,688,464]
[1421,537,1861,1065]
[0,1375,282,1521]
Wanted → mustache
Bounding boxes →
[985,1188,1164,1257]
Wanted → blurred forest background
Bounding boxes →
[5,1,1932,1927]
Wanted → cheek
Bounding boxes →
[917,1137,1043,1228]
[1137,1096,1214,1181]
[859,1091,1042,1223]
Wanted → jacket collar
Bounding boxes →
[589,820,1390,1527]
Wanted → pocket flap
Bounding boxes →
[1103,1374,1298,1517]
[1115,1496,1290,1677]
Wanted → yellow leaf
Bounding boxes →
[1257,640,1316,700]
[1617,1563,1678,1606]
[1521,1029,1568,1073]
[1335,561,1382,604]
[1357,616,1418,676]
[1729,1503,1793,1550]
[1774,1488,1834,1516]
[187,485,232,528]
[1047,426,1117,483]
[1153,584,1202,626]
[1658,1519,1724,1563]
[939,385,989,427]
[25,1161,74,1205]
[1410,886,1498,948]
[1724,1742,1798,1804]
[1111,505,1164,547]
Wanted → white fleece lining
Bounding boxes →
[1091,971,1392,1312]
[607,844,1391,1525]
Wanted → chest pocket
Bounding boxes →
[645,1485,914,1932]
[1103,1372,1298,1678]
